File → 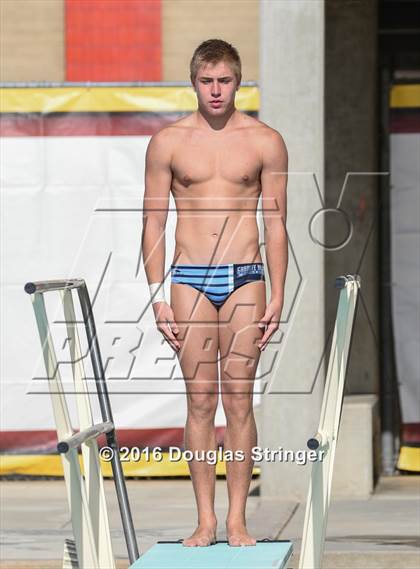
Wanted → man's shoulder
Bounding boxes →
[251,120,287,160]
[238,114,284,145]
[243,116,283,141]
[149,116,193,146]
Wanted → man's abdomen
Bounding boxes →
[172,214,262,265]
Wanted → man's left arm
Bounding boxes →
[258,129,288,350]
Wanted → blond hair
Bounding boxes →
[190,39,242,85]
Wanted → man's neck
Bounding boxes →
[195,106,238,132]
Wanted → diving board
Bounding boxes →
[129,540,293,569]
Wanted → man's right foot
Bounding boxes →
[182,523,217,547]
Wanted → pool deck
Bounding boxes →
[1,475,419,568]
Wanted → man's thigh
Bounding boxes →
[218,281,266,392]
[171,283,219,393]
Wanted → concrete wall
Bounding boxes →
[259,0,380,500]
[162,0,259,82]
[0,0,259,83]
[0,0,65,82]
[259,0,325,500]
[324,0,379,395]
[332,395,380,498]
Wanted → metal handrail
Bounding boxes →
[57,421,114,454]
[24,279,85,294]
[24,278,139,564]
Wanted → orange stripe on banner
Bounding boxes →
[0,111,258,137]
[0,112,188,136]
[0,427,227,453]
[401,423,420,445]
[65,0,161,81]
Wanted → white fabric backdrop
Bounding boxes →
[0,135,262,433]
[390,133,420,423]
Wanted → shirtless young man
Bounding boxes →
[141,39,288,547]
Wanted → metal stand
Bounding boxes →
[25,279,139,568]
[298,274,361,569]
[25,274,360,569]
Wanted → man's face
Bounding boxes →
[193,60,240,114]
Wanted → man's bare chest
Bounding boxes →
[171,138,261,187]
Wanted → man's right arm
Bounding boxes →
[141,129,173,290]
[142,130,180,352]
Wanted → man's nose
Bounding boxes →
[211,81,221,96]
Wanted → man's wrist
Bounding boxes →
[149,282,166,304]
[270,292,284,305]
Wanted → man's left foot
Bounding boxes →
[226,522,257,546]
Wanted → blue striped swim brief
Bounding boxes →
[170,262,265,309]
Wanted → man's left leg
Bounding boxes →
[218,280,266,546]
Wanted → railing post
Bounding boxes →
[298,275,360,569]
[25,278,140,567]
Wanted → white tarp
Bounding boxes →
[390,133,420,423]
[1,134,242,434]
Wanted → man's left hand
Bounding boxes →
[257,299,283,351]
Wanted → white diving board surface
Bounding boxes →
[129,540,293,568]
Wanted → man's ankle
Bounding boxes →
[198,515,217,527]
[226,516,246,526]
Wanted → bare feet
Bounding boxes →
[226,520,257,547]
[182,522,217,547]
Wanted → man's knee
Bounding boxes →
[221,391,253,421]
[187,392,218,420]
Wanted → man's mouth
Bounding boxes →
[210,100,222,107]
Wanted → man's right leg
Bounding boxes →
[171,282,220,546]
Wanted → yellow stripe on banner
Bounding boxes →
[0,454,261,477]
[390,84,420,108]
[397,446,420,472]
[0,86,259,113]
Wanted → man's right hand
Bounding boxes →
[152,302,180,352]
